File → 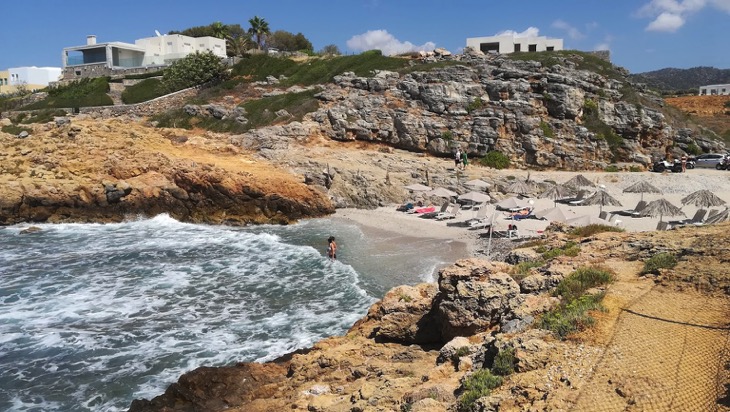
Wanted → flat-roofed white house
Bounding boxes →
[466,34,563,55]
[0,66,62,94]
[62,34,226,79]
[699,84,730,96]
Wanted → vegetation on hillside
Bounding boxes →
[629,66,730,94]
[23,78,113,109]
[162,51,228,93]
[121,78,164,104]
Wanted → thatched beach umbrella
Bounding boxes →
[535,206,570,223]
[581,189,622,213]
[505,180,534,196]
[427,187,458,199]
[539,184,576,207]
[458,191,491,203]
[565,174,595,189]
[404,183,432,192]
[680,189,726,209]
[496,196,530,211]
[464,179,491,191]
[640,198,684,222]
[623,180,661,201]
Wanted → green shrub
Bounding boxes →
[641,252,678,275]
[151,109,194,129]
[539,120,555,138]
[124,70,164,80]
[604,165,619,172]
[241,89,320,129]
[478,151,510,169]
[491,347,516,376]
[122,78,164,104]
[539,293,606,339]
[20,109,68,124]
[162,50,227,93]
[23,77,113,109]
[724,100,730,109]
[540,241,580,260]
[466,97,484,113]
[511,260,545,279]
[554,266,613,302]
[685,143,702,156]
[453,346,472,359]
[458,369,503,412]
[441,130,454,140]
[569,224,624,237]
[629,165,642,172]
[2,124,32,135]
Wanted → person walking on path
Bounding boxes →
[327,236,337,260]
[454,149,461,169]
[681,154,687,173]
[461,151,468,169]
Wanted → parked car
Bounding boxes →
[694,153,726,168]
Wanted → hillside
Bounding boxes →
[630,66,730,93]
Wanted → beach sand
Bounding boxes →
[335,168,730,262]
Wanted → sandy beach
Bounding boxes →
[335,168,730,260]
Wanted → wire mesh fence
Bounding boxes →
[570,287,730,411]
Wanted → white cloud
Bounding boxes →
[551,20,584,39]
[637,0,730,32]
[494,27,540,38]
[346,30,435,55]
[646,11,686,31]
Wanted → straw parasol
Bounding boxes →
[427,187,458,199]
[566,214,608,227]
[680,189,726,209]
[496,196,530,211]
[580,189,622,213]
[538,184,576,207]
[565,174,595,189]
[640,198,684,222]
[623,180,662,201]
[535,206,570,223]
[404,183,432,192]
[464,179,491,191]
[505,180,534,196]
[458,191,491,203]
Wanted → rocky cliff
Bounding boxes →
[233,50,725,172]
[0,117,333,225]
[128,224,730,411]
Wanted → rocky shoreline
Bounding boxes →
[127,224,730,411]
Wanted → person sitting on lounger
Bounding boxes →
[510,208,530,217]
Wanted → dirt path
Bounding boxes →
[572,284,729,411]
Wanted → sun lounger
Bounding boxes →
[569,191,593,205]
[556,190,587,205]
[413,206,436,215]
[435,204,461,220]
[419,201,450,218]
[465,207,489,226]
[611,200,647,217]
[669,209,707,226]
[510,208,534,220]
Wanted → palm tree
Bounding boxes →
[227,33,251,56]
[248,16,270,50]
[210,21,229,40]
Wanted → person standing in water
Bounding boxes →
[327,236,337,260]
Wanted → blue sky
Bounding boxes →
[1,0,727,74]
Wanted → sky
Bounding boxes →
[1,0,727,74]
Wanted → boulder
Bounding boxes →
[435,259,520,340]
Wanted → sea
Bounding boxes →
[0,214,468,412]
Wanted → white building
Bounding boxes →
[62,34,226,79]
[0,66,62,94]
[466,34,563,55]
[699,84,730,96]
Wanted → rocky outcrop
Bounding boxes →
[298,54,726,169]
[0,118,334,226]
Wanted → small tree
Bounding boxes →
[248,16,270,50]
[162,51,227,93]
[320,44,341,56]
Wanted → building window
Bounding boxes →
[514,44,521,53]
[546,46,554,51]
[528,44,537,52]
[167,42,172,46]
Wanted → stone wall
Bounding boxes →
[61,64,167,81]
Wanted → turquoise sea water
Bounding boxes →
[0,214,467,411]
